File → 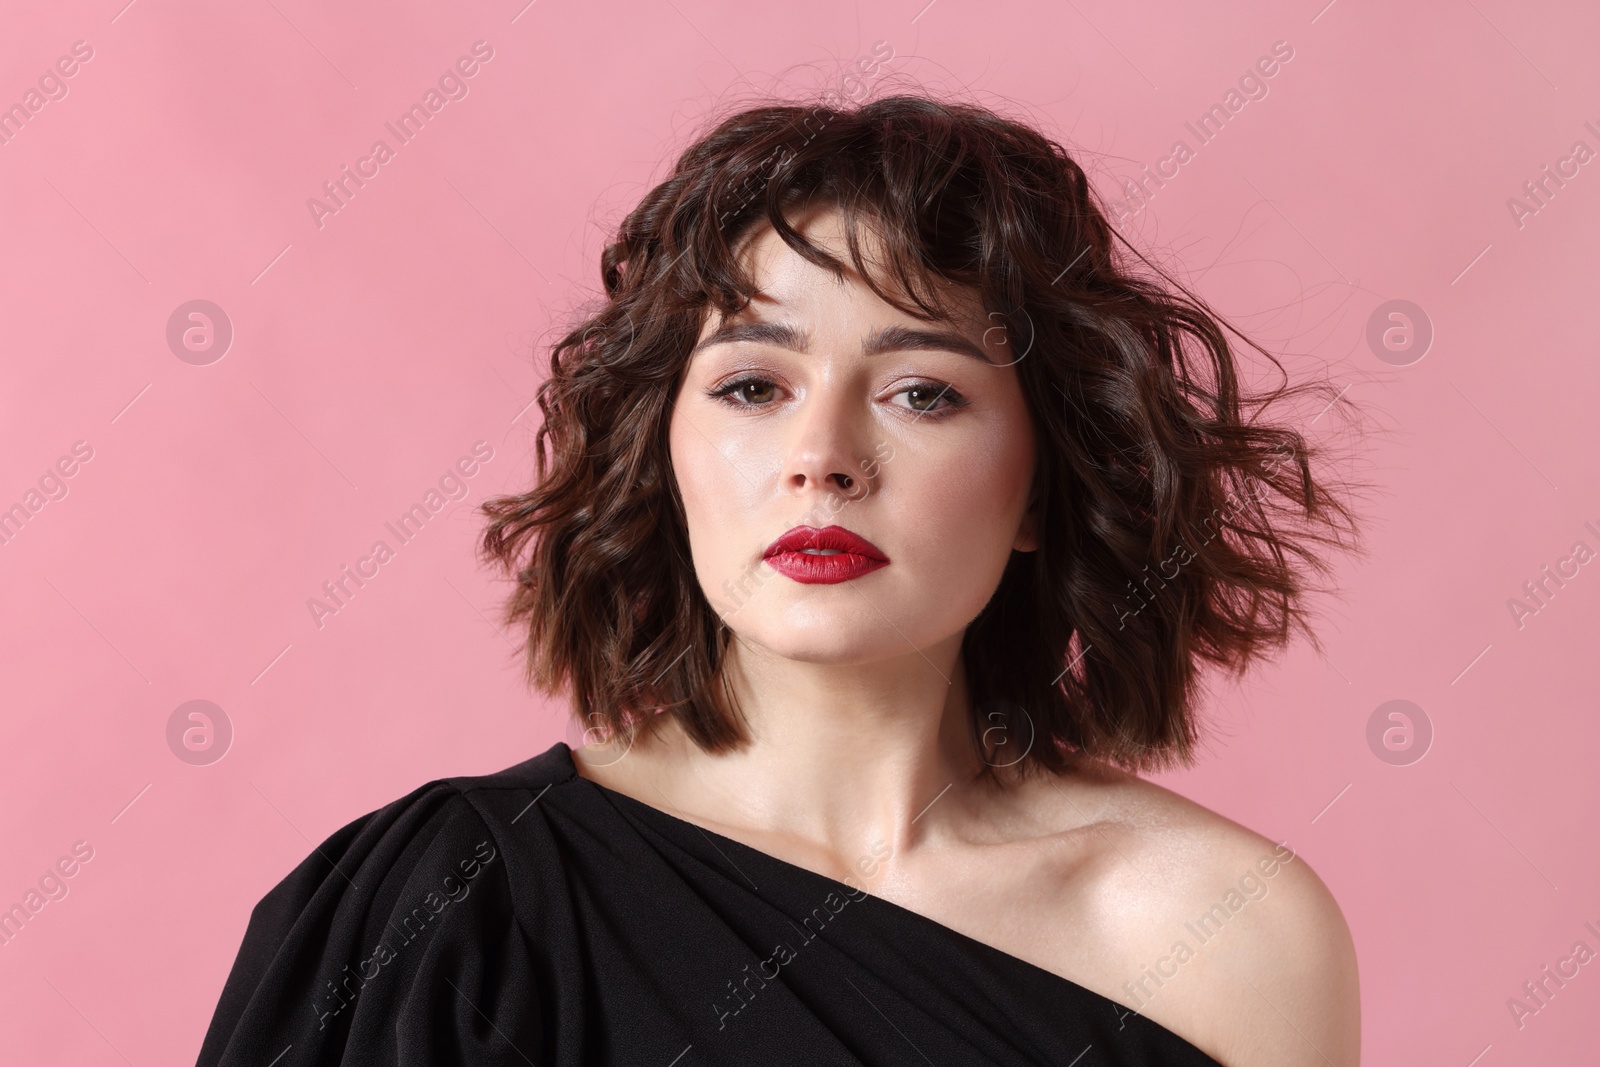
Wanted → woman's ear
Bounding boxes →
[1013,509,1039,553]
[1013,473,1041,552]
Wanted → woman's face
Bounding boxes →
[669,205,1038,667]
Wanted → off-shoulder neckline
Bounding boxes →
[532,741,1224,1066]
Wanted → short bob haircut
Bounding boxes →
[479,92,1362,776]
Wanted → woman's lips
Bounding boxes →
[763,524,889,585]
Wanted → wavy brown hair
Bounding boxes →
[478,92,1364,776]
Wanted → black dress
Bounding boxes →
[195,741,1223,1066]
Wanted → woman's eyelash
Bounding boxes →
[705,375,779,405]
[704,375,969,418]
[895,381,970,418]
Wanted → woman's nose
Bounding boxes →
[778,388,873,502]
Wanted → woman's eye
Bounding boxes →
[891,382,967,417]
[708,376,780,406]
[706,376,968,418]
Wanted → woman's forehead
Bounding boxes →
[722,213,987,331]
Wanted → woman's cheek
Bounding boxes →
[675,421,780,605]
[926,437,1033,570]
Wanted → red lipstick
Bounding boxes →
[762,524,889,585]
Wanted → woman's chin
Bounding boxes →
[731,620,938,667]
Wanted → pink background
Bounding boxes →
[3,0,1597,1062]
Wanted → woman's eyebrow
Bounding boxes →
[863,324,993,365]
[692,320,807,354]
[692,320,992,365]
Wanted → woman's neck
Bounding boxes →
[577,630,997,868]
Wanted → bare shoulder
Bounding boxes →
[1015,759,1361,1067]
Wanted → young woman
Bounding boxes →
[197,94,1362,1066]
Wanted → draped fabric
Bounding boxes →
[196,742,1221,1066]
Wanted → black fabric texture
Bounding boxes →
[195,742,1222,1066]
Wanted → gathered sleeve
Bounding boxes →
[194,782,543,1067]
